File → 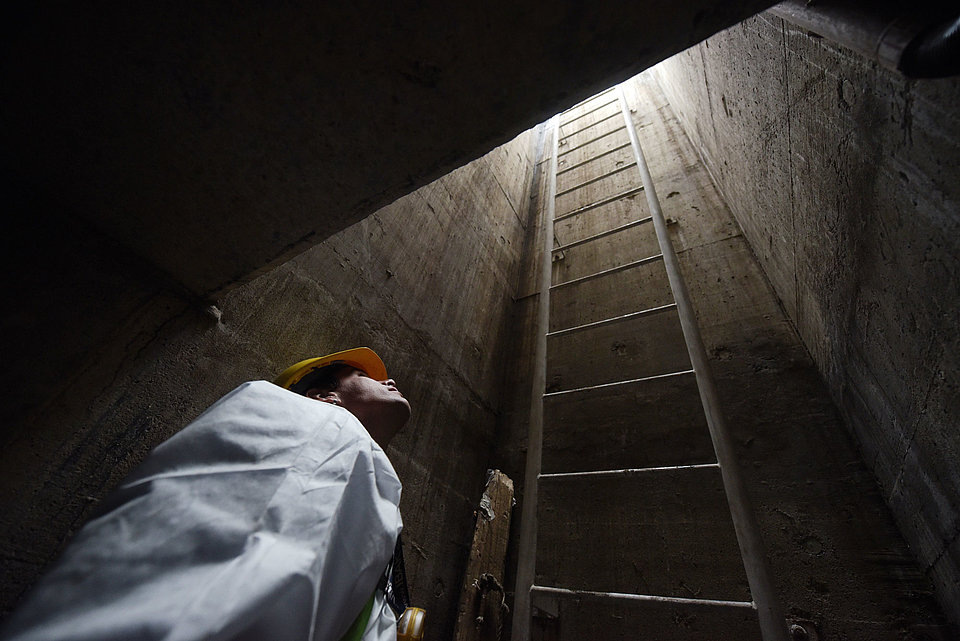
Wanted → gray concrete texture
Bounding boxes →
[535,597,764,640]
[651,12,960,629]
[538,468,749,599]
[547,309,691,389]
[549,259,673,331]
[1,1,778,300]
[1,0,785,479]
[3,6,957,639]
[542,375,715,474]
[0,131,537,641]
[494,74,950,639]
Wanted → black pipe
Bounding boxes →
[899,15,960,78]
[769,1,960,78]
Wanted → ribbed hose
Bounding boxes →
[899,15,960,77]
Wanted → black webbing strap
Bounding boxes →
[382,534,410,618]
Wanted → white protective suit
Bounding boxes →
[0,381,402,641]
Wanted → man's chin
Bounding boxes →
[375,400,411,443]
[394,399,412,427]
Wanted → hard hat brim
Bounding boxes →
[275,347,388,390]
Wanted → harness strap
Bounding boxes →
[383,535,410,617]
[342,534,409,640]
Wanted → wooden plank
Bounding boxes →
[453,470,515,641]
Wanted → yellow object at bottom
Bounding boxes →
[397,607,426,641]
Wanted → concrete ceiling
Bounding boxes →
[2,1,774,299]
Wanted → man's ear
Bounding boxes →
[306,388,341,406]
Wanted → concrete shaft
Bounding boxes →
[495,74,952,640]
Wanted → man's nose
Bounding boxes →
[382,378,396,386]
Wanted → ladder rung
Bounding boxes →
[557,141,632,176]
[558,112,621,142]
[539,463,720,480]
[530,585,757,610]
[547,303,676,338]
[550,254,663,291]
[558,126,627,157]
[554,186,645,222]
[543,369,695,398]
[558,99,618,128]
[560,87,616,115]
[552,216,652,254]
[555,163,637,198]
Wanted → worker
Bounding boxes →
[0,347,412,641]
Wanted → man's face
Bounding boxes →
[310,367,411,446]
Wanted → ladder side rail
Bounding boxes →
[511,115,560,641]
[615,84,790,641]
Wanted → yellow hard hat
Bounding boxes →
[274,347,388,390]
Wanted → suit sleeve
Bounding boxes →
[0,381,403,641]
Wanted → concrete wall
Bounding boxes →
[650,13,960,627]
[2,1,777,301]
[0,129,537,639]
[494,75,949,639]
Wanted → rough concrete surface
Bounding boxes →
[538,468,750,599]
[1,2,788,533]
[1,1,777,299]
[542,374,715,474]
[495,74,950,639]
[534,597,764,640]
[651,13,960,629]
[0,130,537,641]
[3,6,956,638]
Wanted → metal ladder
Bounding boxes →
[511,84,789,641]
